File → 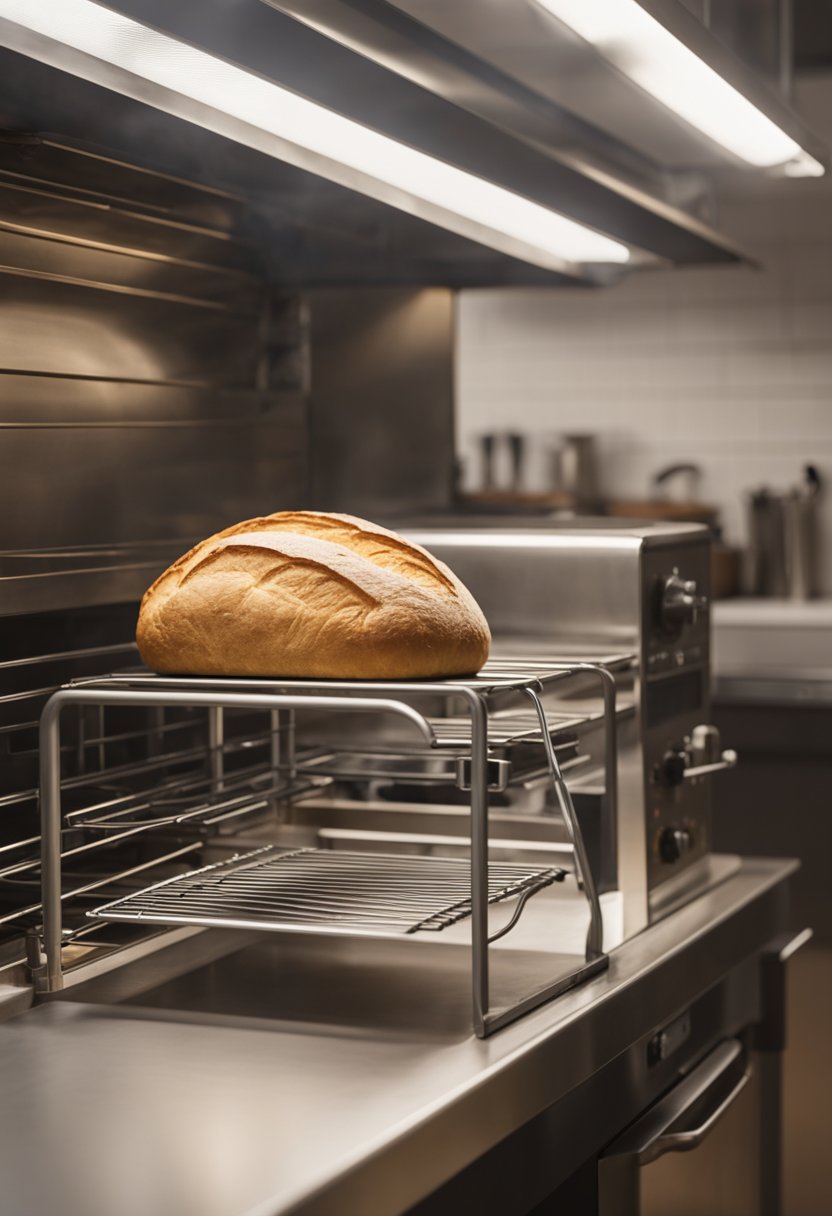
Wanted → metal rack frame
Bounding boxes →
[36,659,618,1036]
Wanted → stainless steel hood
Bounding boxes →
[263,0,759,267]
[334,0,828,175]
[0,0,762,288]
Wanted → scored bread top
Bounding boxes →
[136,511,491,679]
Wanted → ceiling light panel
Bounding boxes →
[0,0,631,270]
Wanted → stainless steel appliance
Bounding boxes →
[402,520,739,937]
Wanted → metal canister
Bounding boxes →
[747,465,821,599]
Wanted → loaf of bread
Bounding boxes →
[136,511,490,679]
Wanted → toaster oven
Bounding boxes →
[401,519,740,937]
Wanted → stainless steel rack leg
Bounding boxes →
[532,662,618,894]
[476,700,610,1036]
[526,687,604,959]
[268,708,297,805]
[38,694,63,996]
[208,707,224,792]
[269,709,281,773]
[460,687,490,1037]
[269,710,297,777]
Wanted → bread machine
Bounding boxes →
[401,519,740,938]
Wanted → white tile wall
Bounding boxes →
[456,77,832,592]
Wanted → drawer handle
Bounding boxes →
[645,1066,749,1163]
[601,1038,748,1169]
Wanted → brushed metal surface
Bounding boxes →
[384,0,827,172]
[400,526,647,643]
[0,420,304,551]
[0,276,261,383]
[308,288,455,517]
[0,858,795,1216]
[267,0,751,264]
[0,229,262,312]
[0,137,309,561]
[0,543,200,616]
[0,135,251,243]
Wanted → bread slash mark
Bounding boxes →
[185,539,382,611]
[252,558,381,610]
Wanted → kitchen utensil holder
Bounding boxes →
[36,659,618,1036]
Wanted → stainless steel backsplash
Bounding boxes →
[0,134,309,552]
[307,287,455,520]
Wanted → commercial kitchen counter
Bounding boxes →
[712,599,832,706]
[0,858,796,1216]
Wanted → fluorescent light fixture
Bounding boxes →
[536,0,824,175]
[782,150,826,179]
[0,0,630,270]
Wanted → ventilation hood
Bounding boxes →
[0,0,823,288]
[332,0,827,176]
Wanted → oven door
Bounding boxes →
[598,1037,757,1216]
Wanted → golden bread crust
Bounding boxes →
[136,511,490,678]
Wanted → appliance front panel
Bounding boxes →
[640,541,714,904]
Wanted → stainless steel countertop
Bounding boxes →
[0,858,795,1216]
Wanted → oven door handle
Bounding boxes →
[598,1040,750,1214]
[643,1056,749,1164]
[601,1036,748,1164]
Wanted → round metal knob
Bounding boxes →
[660,574,708,633]
[659,826,693,863]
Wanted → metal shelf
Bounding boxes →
[85,653,632,700]
[36,655,620,1035]
[427,707,594,748]
[90,845,566,937]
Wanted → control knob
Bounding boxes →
[657,746,687,787]
[659,573,708,634]
[659,826,694,863]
